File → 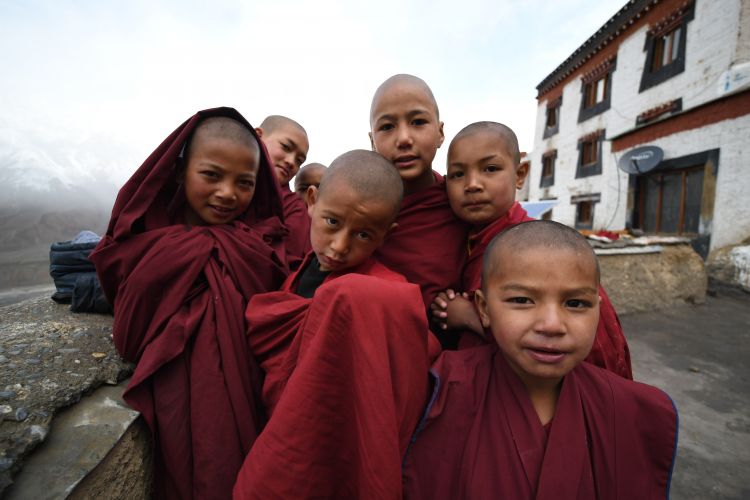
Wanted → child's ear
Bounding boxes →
[437,121,445,148]
[306,186,318,216]
[255,127,264,139]
[368,131,376,152]
[387,222,399,234]
[474,290,492,328]
[515,162,529,190]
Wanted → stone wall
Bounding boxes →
[599,244,707,314]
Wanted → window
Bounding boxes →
[652,26,681,72]
[575,130,605,178]
[583,74,609,108]
[636,166,704,234]
[543,97,562,138]
[640,2,694,92]
[577,202,594,228]
[540,150,556,187]
[579,56,615,122]
[571,193,601,230]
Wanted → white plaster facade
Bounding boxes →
[528,0,750,254]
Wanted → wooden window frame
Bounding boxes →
[540,150,557,188]
[543,96,562,139]
[571,193,601,230]
[640,1,695,92]
[575,130,605,178]
[578,57,615,123]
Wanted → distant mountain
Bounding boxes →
[0,128,140,289]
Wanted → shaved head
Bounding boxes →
[482,220,600,289]
[369,74,440,125]
[258,115,307,137]
[295,163,327,192]
[298,162,327,178]
[451,121,521,166]
[187,117,259,160]
[318,150,403,220]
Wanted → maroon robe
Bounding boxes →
[90,107,288,500]
[280,184,311,270]
[403,344,678,499]
[375,172,469,310]
[234,254,439,499]
[460,202,633,379]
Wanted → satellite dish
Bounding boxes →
[618,146,663,174]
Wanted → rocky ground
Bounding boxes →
[0,297,130,494]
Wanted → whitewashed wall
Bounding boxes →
[528,0,748,250]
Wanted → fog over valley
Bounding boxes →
[0,123,142,290]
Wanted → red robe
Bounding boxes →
[280,184,311,270]
[375,172,469,310]
[403,344,678,499]
[460,202,633,379]
[234,254,439,499]
[90,107,288,500]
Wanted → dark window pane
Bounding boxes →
[671,27,681,62]
[684,167,704,233]
[643,175,659,232]
[660,172,681,233]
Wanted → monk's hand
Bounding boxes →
[430,290,457,330]
[444,293,480,332]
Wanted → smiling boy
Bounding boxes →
[369,75,468,346]
[91,108,288,499]
[181,117,260,226]
[431,121,632,379]
[235,150,438,499]
[256,114,311,269]
[403,220,678,499]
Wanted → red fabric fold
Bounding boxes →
[235,266,437,499]
[280,185,311,270]
[459,202,633,379]
[375,172,469,308]
[91,107,288,500]
[403,345,678,499]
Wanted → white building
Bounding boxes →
[528,0,750,257]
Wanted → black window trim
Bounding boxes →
[575,131,605,178]
[571,193,601,230]
[578,58,616,123]
[540,150,557,187]
[543,96,562,139]
[639,2,695,92]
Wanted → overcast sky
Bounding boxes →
[0,0,626,185]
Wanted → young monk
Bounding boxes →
[432,121,632,378]
[369,74,469,347]
[403,220,678,499]
[294,161,327,201]
[256,114,311,269]
[234,150,439,499]
[90,108,288,500]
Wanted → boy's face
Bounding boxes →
[182,137,259,226]
[446,130,528,226]
[475,245,600,391]
[307,179,396,272]
[369,81,444,186]
[259,124,309,186]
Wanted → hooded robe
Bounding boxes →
[91,107,288,500]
